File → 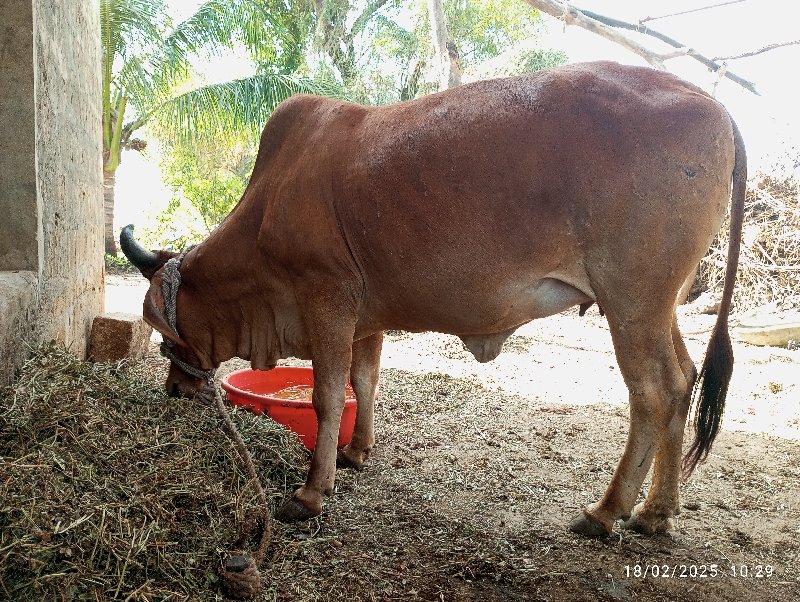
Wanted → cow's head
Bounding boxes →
[120,225,212,397]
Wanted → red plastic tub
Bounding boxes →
[221,367,357,450]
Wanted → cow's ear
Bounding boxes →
[143,278,187,347]
[140,250,180,280]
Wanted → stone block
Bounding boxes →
[89,312,152,362]
[736,307,800,348]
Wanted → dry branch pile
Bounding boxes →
[697,171,800,311]
[0,345,308,600]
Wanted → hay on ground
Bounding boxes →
[697,171,800,311]
[0,344,308,601]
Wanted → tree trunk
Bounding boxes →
[104,169,117,256]
[312,0,358,84]
[427,0,461,91]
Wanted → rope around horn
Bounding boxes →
[160,254,270,598]
[199,384,272,599]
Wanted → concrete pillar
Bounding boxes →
[0,0,104,383]
[0,0,42,272]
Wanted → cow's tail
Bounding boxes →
[682,117,746,477]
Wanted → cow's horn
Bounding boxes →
[119,224,159,270]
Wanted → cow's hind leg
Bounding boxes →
[570,312,690,536]
[337,332,383,470]
[623,316,697,534]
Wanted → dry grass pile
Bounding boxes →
[0,345,307,601]
[698,171,800,310]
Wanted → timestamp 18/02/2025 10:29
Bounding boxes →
[624,564,775,579]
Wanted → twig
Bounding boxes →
[712,40,800,61]
[522,0,672,70]
[696,175,800,310]
[124,579,153,602]
[640,1,747,24]
[577,6,760,95]
[522,1,760,94]
[685,326,715,335]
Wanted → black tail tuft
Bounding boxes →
[682,321,733,477]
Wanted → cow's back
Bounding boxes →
[258,62,736,335]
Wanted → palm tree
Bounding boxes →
[101,0,332,255]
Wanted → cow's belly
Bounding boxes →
[511,277,593,321]
[363,276,593,341]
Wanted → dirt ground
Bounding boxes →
[111,276,800,601]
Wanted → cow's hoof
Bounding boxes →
[336,444,370,470]
[622,504,673,535]
[569,509,613,537]
[275,497,319,523]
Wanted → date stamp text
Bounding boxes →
[623,564,775,579]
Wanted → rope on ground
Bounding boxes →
[160,250,270,597]
[201,384,272,599]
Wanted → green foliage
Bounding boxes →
[101,0,335,253]
[152,138,254,249]
[157,74,345,144]
[328,0,566,104]
[164,0,312,74]
[518,48,569,73]
[104,253,139,274]
[445,0,543,64]
[101,0,329,163]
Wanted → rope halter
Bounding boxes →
[159,253,216,385]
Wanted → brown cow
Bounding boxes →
[121,61,745,537]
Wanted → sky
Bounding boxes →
[117,0,800,232]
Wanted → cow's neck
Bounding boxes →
[179,227,306,370]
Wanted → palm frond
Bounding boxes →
[162,0,237,57]
[101,0,169,150]
[116,47,193,116]
[100,0,165,71]
[156,75,345,144]
[162,0,312,72]
[116,0,314,120]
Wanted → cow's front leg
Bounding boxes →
[338,332,383,470]
[275,307,355,523]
